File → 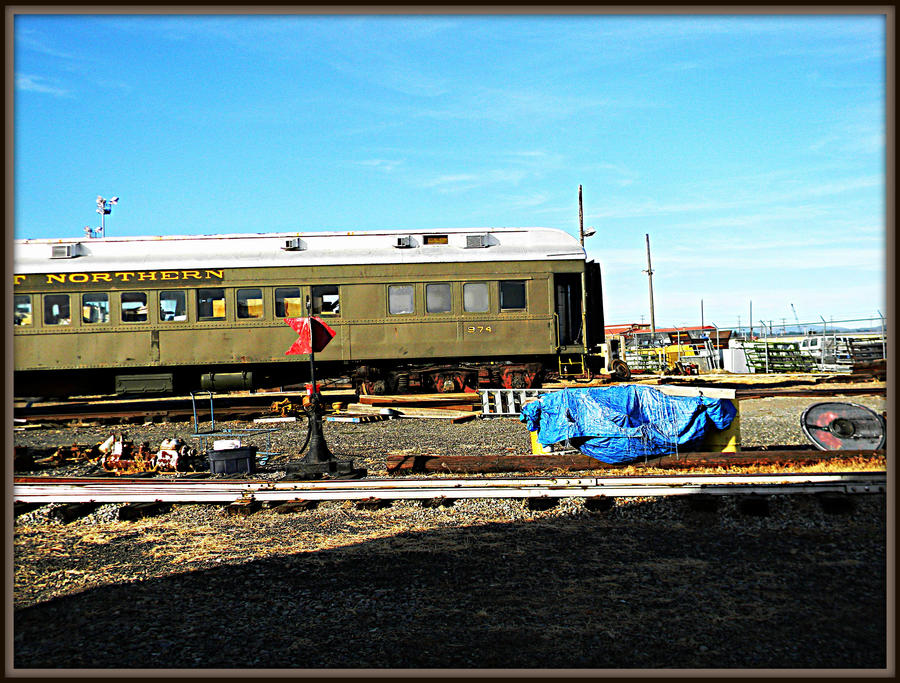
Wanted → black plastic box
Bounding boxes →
[208,446,257,475]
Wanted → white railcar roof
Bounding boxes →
[14,227,585,273]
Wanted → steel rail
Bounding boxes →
[13,472,886,504]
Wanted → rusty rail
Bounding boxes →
[385,449,885,475]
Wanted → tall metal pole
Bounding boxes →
[576,185,590,351]
[749,300,753,339]
[578,184,584,245]
[819,315,828,369]
[643,233,657,368]
[878,310,886,359]
[644,234,656,337]
[701,299,704,331]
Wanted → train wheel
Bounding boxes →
[611,359,631,381]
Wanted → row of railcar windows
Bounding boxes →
[13,280,525,327]
[12,286,326,327]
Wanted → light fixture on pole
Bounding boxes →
[94,195,119,238]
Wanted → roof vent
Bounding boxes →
[466,234,490,249]
[282,238,307,251]
[394,235,415,249]
[50,243,83,259]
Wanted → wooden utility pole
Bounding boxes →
[578,185,587,347]
[578,185,584,245]
[644,234,656,338]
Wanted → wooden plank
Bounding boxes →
[346,403,478,419]
[359,392,479,403]
[655,385,736,400]
[325,414,389,423]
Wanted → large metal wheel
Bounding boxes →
[800,402,886,451]
[610,359,631,381]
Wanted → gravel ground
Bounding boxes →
[12,389,888,671]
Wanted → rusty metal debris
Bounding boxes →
[100,435,202,474]
[270,397,311,417]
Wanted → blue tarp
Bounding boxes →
[520,385,737,464]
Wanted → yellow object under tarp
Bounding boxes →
[528,394,741,455]
[530,430,552,455]
[701,401,741,452]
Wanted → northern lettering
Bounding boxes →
[21,270,226,286]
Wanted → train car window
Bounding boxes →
[198,288,226,320]
[312,285,340,316]
[44,294,71,326]
[500,280,527,310]
[426,283,452,313]
[82,293,110,324]
[275,287,304,317]
[121,292,149,323]
[14,295,32,326]
[463,283,489,313]
[388,285,415,315]
[160,291,187,322]
[237,288,264,319]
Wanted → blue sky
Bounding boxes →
[13,12,887,330]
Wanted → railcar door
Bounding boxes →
[554,273,583,346]
[584,261,605,350]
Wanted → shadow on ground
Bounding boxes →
[14,508,886,670]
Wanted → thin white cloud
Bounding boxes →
[15,73,70,97]
[16,29,76,60]
[419,169,527,192]
[592,175,883,221]
[350,159,403,173]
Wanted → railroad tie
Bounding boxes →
[118,501,173,522]
[225,497,261,516]
[48,503,100,524]
[273,498,319,514]
[356,497,392,510]
[524,496,558,511]
[420,496,456,508]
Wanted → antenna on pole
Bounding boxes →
[92,195,119,238]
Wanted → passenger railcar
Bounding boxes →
[13,227,616,398]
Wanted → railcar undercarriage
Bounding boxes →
[14,353,629,400]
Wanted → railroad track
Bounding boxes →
[14,472,886,505]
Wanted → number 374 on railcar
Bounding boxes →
[13,227,628,398]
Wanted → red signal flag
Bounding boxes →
[284,317,336,355]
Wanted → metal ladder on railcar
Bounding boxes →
[557,354,587,378]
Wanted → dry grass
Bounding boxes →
[529,454,886,478]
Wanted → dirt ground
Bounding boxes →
[11,389,889,671]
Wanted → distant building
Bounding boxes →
[605,323,732,349]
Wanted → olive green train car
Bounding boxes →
[13,227,608,397]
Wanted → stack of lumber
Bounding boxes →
[339,393,482,423]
